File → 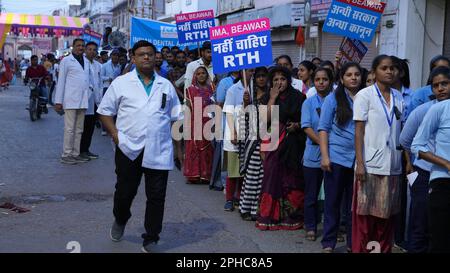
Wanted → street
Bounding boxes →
[0,82,351,253]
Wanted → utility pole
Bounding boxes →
[151,0,155,20]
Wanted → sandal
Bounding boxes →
[241,213,253,221]
[322,247,333,253]
[305,231,316,241]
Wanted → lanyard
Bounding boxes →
[375,84,395,128]
[316,94,325,108]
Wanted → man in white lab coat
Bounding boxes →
[54,39,90,165]
[97,40,183,253]
[79,41,103,160]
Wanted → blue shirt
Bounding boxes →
[101,60,121,88]
[409,85,433,113]
[161,60,171,72]
[301,94,324,168]
[411,100,450,181]
[400,100,436,172]
[216,75,236,103]
[318,91,356,168]
[137,72,155,96]
[156,67,168,78]
[401,86,413,124]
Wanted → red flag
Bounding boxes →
[295,26,305,47]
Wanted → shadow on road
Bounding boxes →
[124,217,225,252]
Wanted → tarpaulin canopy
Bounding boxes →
[0,13,89,49]
[0,13,89,29]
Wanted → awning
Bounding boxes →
[0,13,89,49]
[0,13,89,29]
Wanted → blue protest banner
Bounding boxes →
[176,10,215,44]
[130,17,195,50]
[82,30,102,46]
[322,0,386,43]
[209,18,272,74]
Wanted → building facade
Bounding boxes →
[110,0,165,47]
[89,0,113,34]
[158,0,217,23]
[379,0,448,89]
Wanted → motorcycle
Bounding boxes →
[27,77,48,121]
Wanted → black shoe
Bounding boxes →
[141,240,158,253]
[86,152,99,159]
[224,200,234,211]
[141,233,158,253]
[212,186,224,191]
[110,221,125,242]
[174,158,181,171]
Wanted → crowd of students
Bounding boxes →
[169,41,450,253]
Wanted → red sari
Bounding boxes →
[0,62,12,87]
[183,78,214,183]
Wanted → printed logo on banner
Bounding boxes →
[160,26,178,39]
[339,37,368,65]
[322,0,386,43]
[176,10,215,44]
[209,18,272,74]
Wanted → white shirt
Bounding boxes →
[54,54,90,110]
[353,85,404,176]
[49,63,59,82]
[223,81,244,152]
[306,86,317,98]
[97,70,183,170]
[291,77,304,93]
[86,59,103,115]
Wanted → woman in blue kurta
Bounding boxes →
[301,67,334,241]
[318,62,364,253]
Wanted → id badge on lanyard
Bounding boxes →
[375,84,395,147]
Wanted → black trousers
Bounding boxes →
[48,81,56,105]
[408,167,430,253]
[80,113,96,154]
[429,178,450,253]
[114,148,169,243]
[395,161,409,245]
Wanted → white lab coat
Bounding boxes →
[353,85,404,176]
[54,54,90,109]
[97,70,183,170]
[86,60,103,115]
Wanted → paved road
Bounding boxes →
[0,83,350,253]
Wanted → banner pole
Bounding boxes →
[242,69,247,90]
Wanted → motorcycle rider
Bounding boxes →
[24,55,50,112]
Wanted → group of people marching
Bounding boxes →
[50,37,450,253]
[180,44,450,253]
